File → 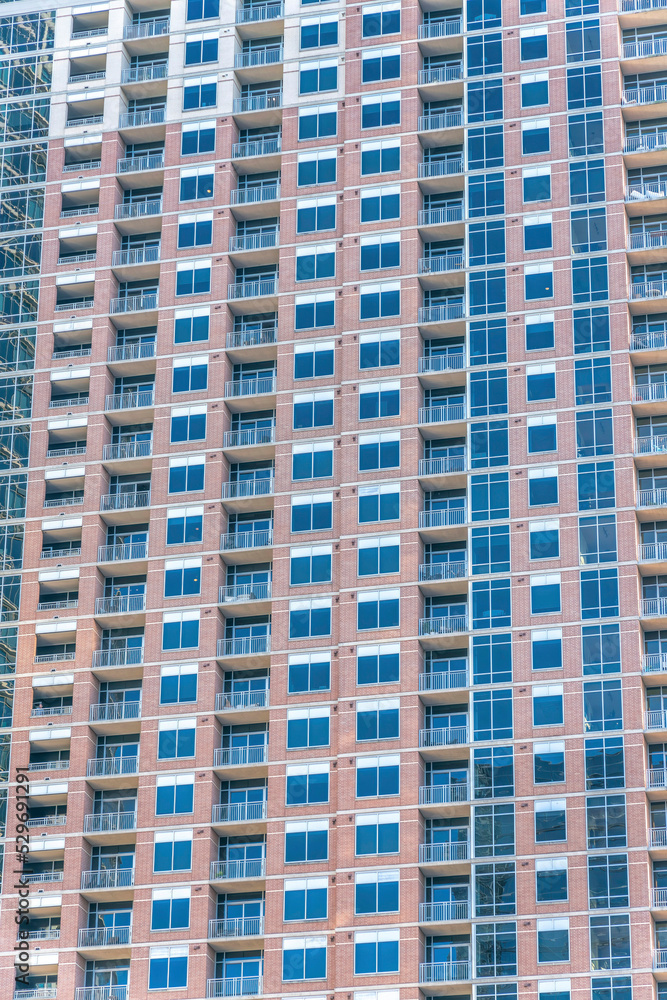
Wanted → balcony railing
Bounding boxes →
[644,652,667,673]
[625,130,667,154]
[71,27,108,38]
[418,254,465,275]
[627,181,667,201]
[58,251,96,265]
[647,709,667,730]
[233,94,282,114]
[656,949,667,970]
[206,978,263,999]
[29,760,70,772]
[105,390,154,412]
[209,916,265,939]
[117,153,165,174]
[235,47,283,67]
[228,279,278,300]
[223,427,275,448]
[651,826,667,847]
[102,440,152,461]
[419,900,470,922]
[82,811,137,833]
[63,158,101,172]
[419,455,466,476]
[229,232,279,252]
[225,375,276,396]
[631,330,667,352]
[232,187,281,208]
[419,206,464,227]
[419,110,463,131]
[418,302,466,324]
[31,704,73,715]
[635,435,667,455]
[108,343,156,364]
[227,326,278,349]
[221,478,274,500]
[221,529,273,550]
[418,18,463,38]
[418,157,464,179]
[66,114,104,127]
[110,294,158,314]
[90,701,141,722]
[624,85,667,106]
[635,382,667,406]
[419,561,467,581]
[418,353,465,375]
[419,839,469,863]
[236,1,284,21]
[419,782,469,804]
[419,64,464,85]
[86,756,139,778]
[640,541,667,561]
[81,867,135,890]
[123,19,170,38]
[219,583,272,604]
[654,887,667,908]
[49,395,88,408]
[629,230,667,252]
[37,599,78,612]
[54,299,93,311]
[75,988,128,1000]
[419,615,468,635]
[642,597,667,617]
[34,651,76,663]
[631,280,667,300]
[419,961,470,983]
[217,636,271,658]
[419,725,469,747]
[23,870,63,884]
[92,647,144,669]
[114,199,162,220]
[621,0,667,10]
[78,925,132,947]
[94,595,146,617]
[40,546,81,559]
[61,205,98,219]
[214,744,269,767]
[419,403,466,424]
[20,929,61,940]
[215,688,270,710]
[25,815,67,828]
[419,507,466,528]
[648,767,667,788]
[112,246,160,267]
[232,138,282,158]
[419,669,468,691]
[15,991,59,1000]
[101,490,151,512]
[121,64,168,83]
[97,542,147,562]
[210,857,266,880]
[212,800,267,823]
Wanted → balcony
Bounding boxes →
[629,231,667,264]
[221,530,273,553]
[419,615,469,640]
[644,652,667,674]
[223,427,275,449]
[627,180,667,212]
[631,330,667,363]
[75,988,127,1000]
[215,688,270,711]
[117,153,165,177]
[112,246,160,268]
[102,440,152,463]
[227,325,278,351]
[419,725,469,750]
[229,232,279,254]
[107,344,156,368]
[31,703,73,715]
[224,375,276,399]
[232,95,282,128]
[90,702,141,723]
[635,434,667,458]
[418,18,463,39]
[418,254,465,284]
[236,2,284,22]
[208,916,265,939]
[41,546,81,559]
[86,756,139,778]
[419,508,466,530]
[418,157,464,187]
[71,26,108,38]
[419,900,470,923]
[221,477,275,507]
[419,403,466,429]
[418,110,464,144]
[655,949,667,970]
[630,280,667,312]
[419,961,471,986]
[419,669,469,694]
[652,826,667,848]
[235,47,283,69]
[92,647,144,670]
[623,84,667,119]
[94,596,146,623]
[58,251,96,266]
[121,64,168,84]
[34,651,75,664]
[418,205,464,231]
[419,839,469,864]
[25,815,67,828]
[227,280,278,307]
[110,295,158,319]
[214,744,268,768]
[231,184,280,205]
[78,925,132,947]
[54,298,93,312]
[418,302,466,330]
[620,0,667,14]
[217,636,271,659]
[123,19,169,39]
[82,812,137,833]
[16,992,59,1000]
[114,199,162,221]
[418,455,467,489]
[419,561,468,593]
[97,542,147,563]
[231,137,282,164]
[625,131,667,165]
[218,582,272,612]
[419,64,463,86]
[23,871,63,884]
[642,597,667,619]
[105,393,155,420]
[66,114,104,128]
[118,108,165,131]
[210,858,266,880]
[647,709,667,730]
[206,978,263,999]
[101,491,151,514]
[420,782,469,805]
[639,541,667,569]
[212,800,267,824]
[81,867,134,890]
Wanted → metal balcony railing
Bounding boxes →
[105,390,154,411]
[642,597,667,617]
[61,206,98,219]
[16,991,58,1000]
[58,251,96,265]
[107,343,156,363]
[229,232,279,252]
[419,669,468,691]
[652,826,667,847]
[117,153,165,174]
[110,294,158,314]
[54,299,93,311]
[640,541,667,561]
[215,688,270,710]
[228,279,278,300]
[235,47,283,67]
[419,403,466,424]
[81,867,134,890]
[631,330,667,352]
[218,583,272,603]
[22,870,63,884]
[625,130,667,154]
[418,157,464,179]
[418,353,465,374]
[21,929,61,940]
[63,159,101,172]
[629,230,667,252]
[225,375,276,396]
[419,507,466,528]
[231,185,280,206]
[635,435,667,455]
[49,394,88,407]
[123,19,170,39]
[69,70,106,83]
[121,64,168,83]
[418,18,463,38]
[46,447,86,459]
[226,326,277,348]
[639,488,667,510]
[31,704,73,716]
[25,815,67,828]
[223,427,275,448]
[97,542,147,562]
[209,916,264,938]
[236,1,284,21]
[419,110,463,131]
[212,800,267,823]
[418,302,466,324]
[75,988,128,1000]
[78,925,132,947]
[631,280,667,300]
[419,782,469,804]
[28,760,70,772]
[52,347,92,360]
[92,647,144,669]
[40,546,81,559]
[221,529,273,550]
[112,246,160,267]
[101,490,151,511]
[206,978,263,999]
[114,199,162,220]
[419,961,470,983]
[217,636,271,658]
[66,115,103,127]
[94,595,146,616]
[210,857,266,880]
[71,27,108,38]
[86,756,139,778]
[418,254,465,274]
[233,94,282,114]
[102,440,152,461]
[82,811,137,833]
[419,614,468,635]
[419,725,469,747]
[232,138,282,158]
[656,949,667,970]
[644,652,667,673]
[646,709,667,729]
[34,651,76,663]
[621,0,667,11]
[214,744,268,767]
[221,478,274,500]
[654,887,667,907]
[627,181,667,201]
[634,382,667,405]
[624,84,667,105]
[90,701,141,723]
[419,64,464,85]
[419,455,466,476]
[419,561,467,581]
[419,900,470,922]
[649,767,667,788]
[419,839,469,863]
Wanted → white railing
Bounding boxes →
[631,330,667,352]
[419,455,466,476]
[90,701,141,722]
[218,583,272,604]
[633,381,667,403]
[123,19,170,39]
[227,279,278,299]
[651,826,667,847]
[419,839,469,863]
[418,158,464,178]
[105,390,154,411]
[225,375,276,396]
[223,427,275,448]
[648,767,667,787]
[208,916,265,938]
[235,48,283,67]
[418,302,466,324]
[221,478,274,499]
[121,64,168,83]
[117,153,165,173]
[210,858,266,879]
[627,181,667,201]
[233,95,282,114]
[655,949,667,969]
[81,868,134,890]
[112,246,160,267]
[236,1,283,21]
[419,782,469,804]
[114,199,162,220]
[214,744,268,767]
[642,597,667,616]
[101,491,151,512]
[419,726,468,747]
[419,961,470,983]
[92,647,143,669]
[419,404,466,424]
[419,507,466,528]
[418,561,467,581]
[220,529,273,550]
[419,900,470,922]
[75,987,128,1000]
[78,925,132,947]
[418,205,464,226]
[97,542,148,562]
[31,704,73,715]
[640,541,667,561]
[215,689,270,710]
[94,595,146,616]
[419,670,468,692]
[625,131,667,153]
[212,801,267,823]
[654,887,667,907]
[110,295,158,314]
[621,0,667,10]
[635,435,667,454]
[102,440,152,461]
[232,138,282,158]
[643,652,667,672]
[217,636,271,658]
[418,254,465,274]
[418,353,465,373]
[623,85,667,106]
[418,18,463,38]
[629,230,667,251]
[231,184,280,204]
[419,110,463,131]
[229,232,279,252]
[86,756,139,778]
[227,326,277,348]
[646,709,667,729]
[119,108,165,128]
[419,615,468,635]
[206,978,263,999]
[82,812,137,833]
[418,64,463,85]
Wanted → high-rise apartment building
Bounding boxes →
[1,0,665,997]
